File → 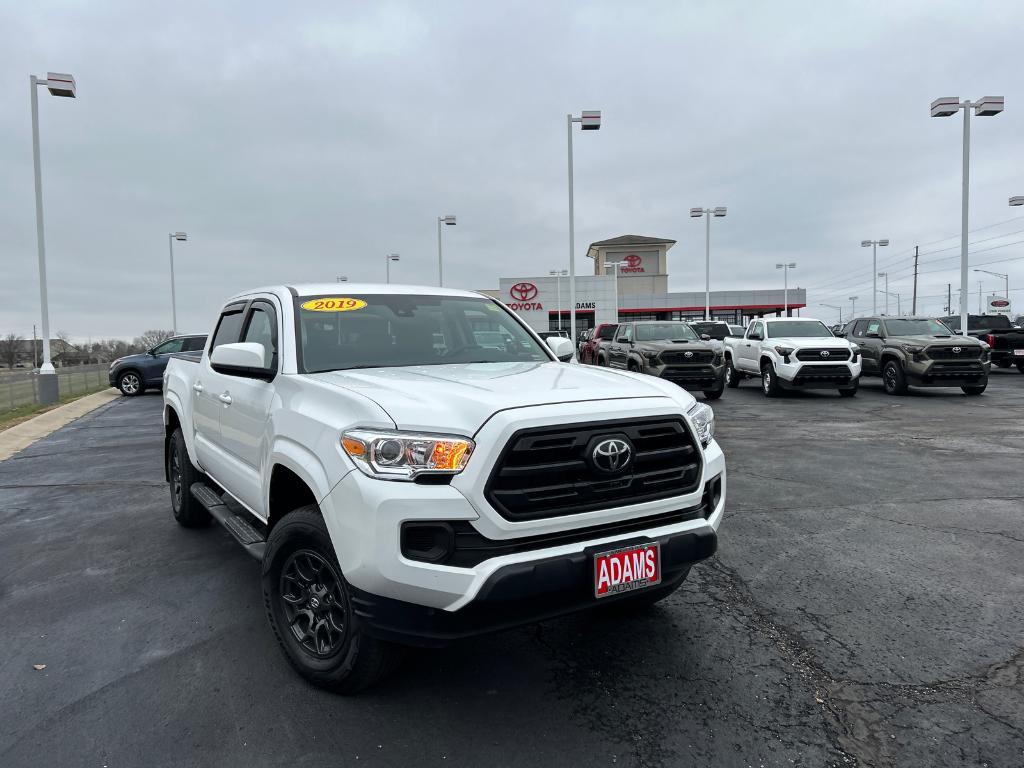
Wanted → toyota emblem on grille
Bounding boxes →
[684,351,694,358]
[592,438,632,473]
[952,346,961,353]
[820,350,830,357]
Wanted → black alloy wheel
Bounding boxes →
[279,549,350,658]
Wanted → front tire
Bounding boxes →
[263,507,403,694]
[168,429,210,528]
[961,383,987,395]
[725,358,741,388]
[838,382,858,398]
[761,363,783,398]
[117,370,144,396]
[882,360,908,395]
[703,387,724,400]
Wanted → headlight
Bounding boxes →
[341,429,474,481]
[687,402,715,449]
[773,345,795,357]
[641,349,660,360]
[900,344,924,354]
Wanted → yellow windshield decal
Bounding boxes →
[300,298,367,312]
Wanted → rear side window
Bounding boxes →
[211,306,246,350]
[181,336,207,352]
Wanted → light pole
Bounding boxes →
[881,290,901,315]
[29,71,76,404]
[931,95,1004,338]
[437,215,456,286]
[860,239,889,313]
[567,110,601,349]
[690,206,728,320]
[168,232,187,334]
[849,296,859,318]
[385,253,400,284]
[821,303,843,324]
[549,269,567,331]
[776,262,796,313]
[974,268,1008,299]
[877,271,889,315]
[605,261,628,323]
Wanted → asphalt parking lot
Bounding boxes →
[1,372,1023,768]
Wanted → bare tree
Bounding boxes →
[0,333,22,369]
[134,330,175,351]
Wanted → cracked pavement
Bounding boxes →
[1,371,1022,767]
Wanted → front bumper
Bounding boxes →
[318,436,726,617]
[648,361,726,391]
[905,358,990,386]
[775,358,861,389]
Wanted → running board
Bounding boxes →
[190,483,266,561]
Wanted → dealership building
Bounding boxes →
[482,235,806,332]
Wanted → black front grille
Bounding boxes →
[660,349,715,364]
[795,348,851,361]
[792,364,853,385]
[485,417,703,521]
[928,362,985,377]
[661,366,719,384]
[926,346,983,360]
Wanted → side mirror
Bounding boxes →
[700,334,711,341]
[210,342,274,380]
[148,348,158,356]
[748,333,761,341]
[833,331,846,338]
[864,331,881,338]
[546,336,575,362]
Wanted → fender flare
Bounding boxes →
[163,394,200,470]
[266,436,334,509]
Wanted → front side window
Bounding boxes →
[750,322,764,339]
[765,320,832,338]
[296,294,550,373]
[865,320,882,336]
[242,304,278,369]
[883,319,952,337]
[635,323,698,342]
[152,338,184,355]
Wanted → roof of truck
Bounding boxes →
[227,284,488,302]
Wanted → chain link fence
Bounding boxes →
[1,364,111,412]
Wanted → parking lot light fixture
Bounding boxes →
[692,206,728,320]
[437,215,456,287]
[567,110,601,350]
[29,71,76,403]
[931,95,1004,343]
[821,303,843,324]
[861,239,889,314]
[1010,196,1024,207]
[385,253,400,284]
[336,276,348,283]
[167,232,187,335]
[973,268,1008,300]
[776,262,796,313]
[849,296,858,318]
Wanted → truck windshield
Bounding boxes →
[765,321,831,338]
[688,322,730,340]
[634,323,698,341]
[944,315,1013,331]
[884,319,953,336]
[296,294,550,373]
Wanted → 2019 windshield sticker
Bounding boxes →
[300,298,367,312]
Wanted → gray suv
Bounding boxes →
[604,321,725,400]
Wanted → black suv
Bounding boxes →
[604,320,725,399]
[842,317,989,395]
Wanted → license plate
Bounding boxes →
[1014,349,1024,357]
[594,542,661,598]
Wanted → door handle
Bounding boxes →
[192,382,204,394]
[218,393,233,405]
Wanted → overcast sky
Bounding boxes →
[2,0,1023,339]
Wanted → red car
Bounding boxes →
[580,323,619,365]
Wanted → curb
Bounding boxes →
[0,389,122,462]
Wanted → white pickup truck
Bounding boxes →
[162,284,727,692]
[723,317,862,397]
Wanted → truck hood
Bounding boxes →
[770,337,853,349]
[887,335,979,346]
[308,361,682,434]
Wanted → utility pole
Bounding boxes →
[947,283,952,314]
[911,246,919,315]
[32,324,38,369]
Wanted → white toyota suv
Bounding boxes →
[162,284,726,691]
[724,317,862,397]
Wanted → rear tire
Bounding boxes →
[597,355,607,367]
[263,507,404,694]
[961,383,987,395]
[882,360,908,395]
[725,358,741,388]
[117,370,144,396]
[761,362,783,398]
[1017,362,1024,374]
[168,429,211,528]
